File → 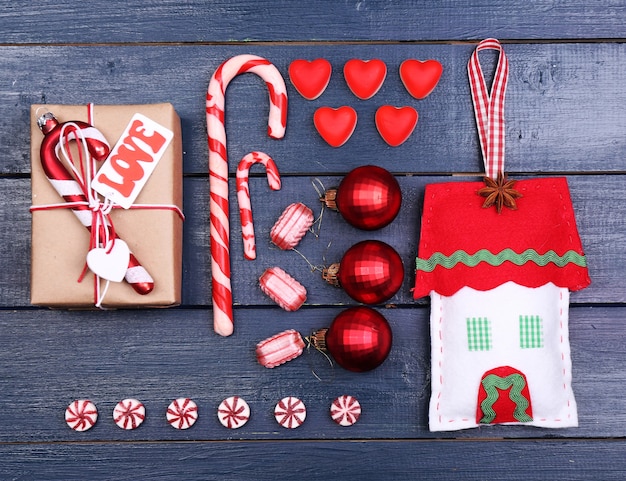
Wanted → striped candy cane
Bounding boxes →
[37,110,154,297]
[236,151,281,260]
[206,54,288,337]
[468,38,509,179]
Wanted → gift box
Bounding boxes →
[30,103,183,308]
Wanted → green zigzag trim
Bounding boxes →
[479,373,532,424]
[415,248,587,273]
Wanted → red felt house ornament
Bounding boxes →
[413,39,590,431]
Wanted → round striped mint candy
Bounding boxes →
[65,399,98,432]
[166,398,198,430]
[217,396,250,429]
[113,398,146,430]
[330,395,361,426]
[274,396,306,429]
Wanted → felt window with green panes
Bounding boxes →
[466,316,544,351]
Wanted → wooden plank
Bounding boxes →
[1,438,626,480]
[0,305,624,443]
[4,174,625,308]
[200,174,626,307]
[5,43,626,175]
[0,1,625,43]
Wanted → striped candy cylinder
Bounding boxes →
[37,111,154,296]
[256,329,306,368]
[206,54,288,337]
[270,202,314,250]
[236,151,281,260]
[259,266,307,311]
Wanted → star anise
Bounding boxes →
[477,172,522,213]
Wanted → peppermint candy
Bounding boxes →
[274,396,306,429]
[166,398,198,430]
[65,399,98,432]
[217,396,250,429]
[113,398,146,430]
[330,395,361,426]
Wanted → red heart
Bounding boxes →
[288,59,332,100]
[313,106,358,147]
[375,106,418,147]
[399,59,443,99]
[343,59,387,100]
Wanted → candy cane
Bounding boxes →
[37,111,154,296]
[236,151,281,260]
[206,54,288,337]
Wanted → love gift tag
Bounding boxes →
[92,113,173,209]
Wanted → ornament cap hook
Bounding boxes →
[322,263,341,286]
[36,111,59,135]
[320,188,338,211]
[309,328,328,351]
[304,328,335,382]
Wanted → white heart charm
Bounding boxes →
[86,239,130,283]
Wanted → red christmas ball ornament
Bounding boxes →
[314,306,393,372]
[321,165,402,230]
[323,240,404,304]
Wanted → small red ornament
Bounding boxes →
[314,306,393,372]
[321,165,402,230]
[323,240,404,304]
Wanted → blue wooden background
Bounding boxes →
[1,1,626,479]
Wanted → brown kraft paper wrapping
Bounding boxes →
[30,103,183,308]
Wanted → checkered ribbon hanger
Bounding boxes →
[468,38,509,180]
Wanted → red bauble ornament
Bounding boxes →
[323,240,404,304]
[321,165,402,230]
[317,306,392,372]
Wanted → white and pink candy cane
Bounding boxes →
[236,151,281,260]
[37,111,154,296]
[206,54,288,337]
